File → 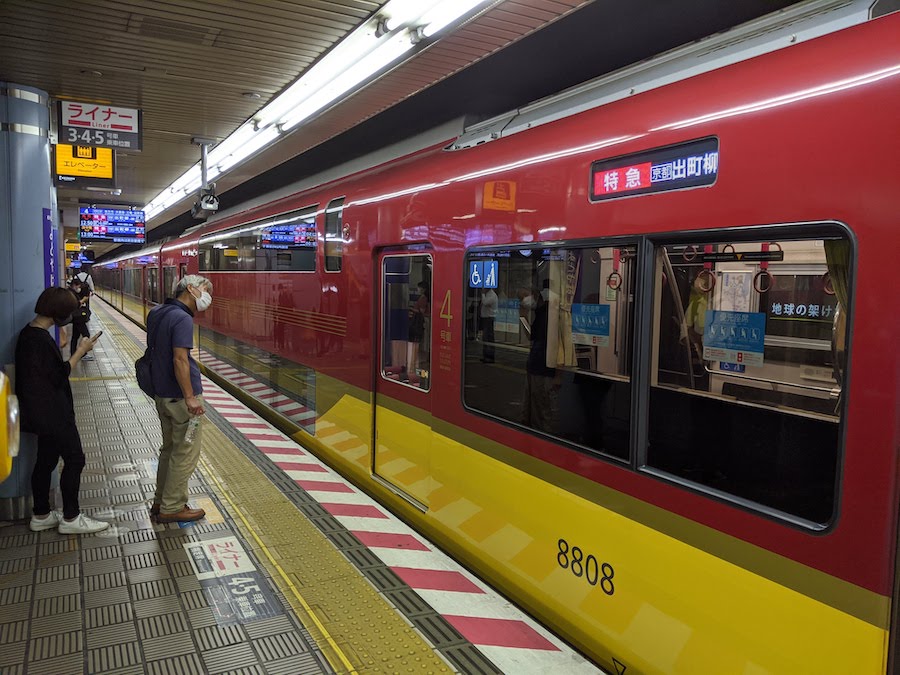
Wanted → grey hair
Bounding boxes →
[174,274,213,296]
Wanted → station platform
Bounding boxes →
[0,301,603,675]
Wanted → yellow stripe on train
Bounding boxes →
[299,391,887,674]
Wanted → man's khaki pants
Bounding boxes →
[153,395,204,514]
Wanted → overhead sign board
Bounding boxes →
[58,100,142,151]
[65,242,81,253]
[80,207,146,245]
[591,137,718,202]
[54,144,116,188]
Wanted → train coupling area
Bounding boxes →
[0,301,605,674]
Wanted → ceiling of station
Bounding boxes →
[0,0,807,260]
[0,0,591,255]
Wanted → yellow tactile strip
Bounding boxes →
[198,426,452,674]
[94,302,452,674]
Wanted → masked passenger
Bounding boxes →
[16,286,107,534]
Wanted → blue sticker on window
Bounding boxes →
[484,260,498,289]
[469,260,498,288]
[702,310,766,367]
[572,304,611,347]
[469,261,484,288]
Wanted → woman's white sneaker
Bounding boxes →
[58,513,110,534]
[29,511,62,532]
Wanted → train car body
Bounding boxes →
[97,4,900,672]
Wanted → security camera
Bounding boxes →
[191,189,219,220]
[199,194,219,211]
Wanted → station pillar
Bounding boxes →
[0,83,56,517]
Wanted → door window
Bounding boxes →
[382,255,432,391]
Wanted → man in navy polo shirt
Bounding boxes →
[147,274,213,523]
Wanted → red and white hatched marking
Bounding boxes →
[200,383,602,673]
[198,352,317,430]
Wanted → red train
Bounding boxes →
[95,3,900,672]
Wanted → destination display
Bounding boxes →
[591,137,719,201]
[80,207,146,244]
[259,219,316,250]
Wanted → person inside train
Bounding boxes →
[16,286,108,534]
[522,279,559,433]
[405,279,430,385]
[480,287,498,363]
[685,273,709,364]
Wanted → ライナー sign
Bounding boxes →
[58,100,142,151]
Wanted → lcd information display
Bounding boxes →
[259,220,316,250]
[80,207,146,244]
[590,137,719,201]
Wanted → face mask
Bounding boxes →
[521,296,535,310]
[192,288,212,312]
[541,288,550,301]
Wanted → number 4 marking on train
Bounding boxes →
[439,290,453,326]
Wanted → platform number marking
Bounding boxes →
[557,538,615,595]
[439,290,453,327]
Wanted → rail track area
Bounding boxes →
[0,300,602,675]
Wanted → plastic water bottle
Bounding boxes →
[185,416,201,444]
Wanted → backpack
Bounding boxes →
[73,303,91,324]
[135,349,154,397]
[75,271,92,289]
[135,304,176,398]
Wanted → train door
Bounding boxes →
[374,250,434,509]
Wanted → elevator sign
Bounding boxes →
[54,144,116,189]
[590,137,718,201]
[58,100,143,151]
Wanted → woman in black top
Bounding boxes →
[15,287,108,534]
[68,277,92,360]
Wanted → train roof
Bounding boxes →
[449,0,883,150]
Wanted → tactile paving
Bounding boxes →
[196,416,453,673]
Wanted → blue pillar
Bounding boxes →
[0,83,54,516]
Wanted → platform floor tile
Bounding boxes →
[0,315,331,675]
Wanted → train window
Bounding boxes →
[382,255,432,391]
[163,266,177,300]
[124,268,140,298]
[646,234,851,523]
[324,198,345,272]
[199,206,318,272]
[463,244,636,460]
[147,267,160,305]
